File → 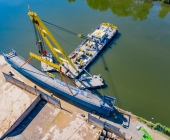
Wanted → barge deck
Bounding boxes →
[60,23,117,79]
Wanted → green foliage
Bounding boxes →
[147,123,155,129]
[137,117,147,124]
[154,123,170,136]
[137,117,155,129]
[67,0,170,19]
[67,0,76,2]
[161,0,170,4]
[158,2,170,18]
[86,0,154,21]
[136,119,170,137]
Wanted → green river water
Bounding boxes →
[0,0,170,126]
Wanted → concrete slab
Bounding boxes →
[7,101,100,140]
[21,101,61,140]
[0,56,36,138]
[69,123,100,140]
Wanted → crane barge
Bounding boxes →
[26,5,117,89]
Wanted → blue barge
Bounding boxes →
[3,48,116,116]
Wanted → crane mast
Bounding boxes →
[28,6,77,72]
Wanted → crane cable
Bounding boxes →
[62,72,77,87]
[20,57,33,68]
[59,70,74,95]
[42,19,87,39]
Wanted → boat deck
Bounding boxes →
[61,24,117,79]
[75,75,104,89]
[8,55,104,108]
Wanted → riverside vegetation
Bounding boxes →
[68,0,170,19]
[137,117,170,138]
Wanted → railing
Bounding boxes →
[2,72,61,108]
[88,114,128,139]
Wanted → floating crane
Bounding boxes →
[28,5,77,72]
[27,5,80,94]
[26,5,117,89]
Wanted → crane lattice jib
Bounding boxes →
[33,23,62,64]
[28,10,77,72]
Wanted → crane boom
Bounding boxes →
[28,6,77,72]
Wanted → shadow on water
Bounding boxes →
[68,0,170,20]
[86,32,123,108]
[100,55,123,109]
[6,99,47,138]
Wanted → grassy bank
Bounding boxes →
[137,117,170,139]
[116,107,170,139]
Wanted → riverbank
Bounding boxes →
[115,107,170,139]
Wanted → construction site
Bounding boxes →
[0,6,169,140]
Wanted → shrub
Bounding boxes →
[163,127,170,136]
[154,123,164,131]
[160,0,170,4]
[137,117,155,129]
[137,117,147,124]
[147,123,155,129]
[154,123,170,136]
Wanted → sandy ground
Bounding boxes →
[0,56,36,138]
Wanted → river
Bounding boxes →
[0,0,170,127]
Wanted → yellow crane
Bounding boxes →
[27,5,77,72]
